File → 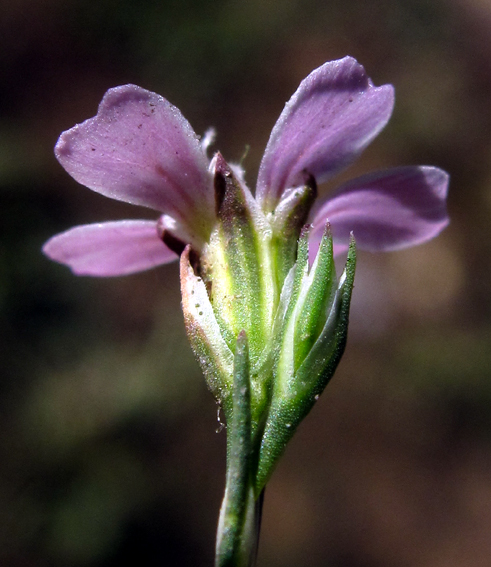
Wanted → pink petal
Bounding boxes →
[55,85,215,243]
[310,166,449,255]
[257,57,394,212]
[42,220,177,276]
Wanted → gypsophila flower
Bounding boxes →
[43,57,451,567]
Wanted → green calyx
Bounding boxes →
[179,153,357,495]
[202,153,276,366]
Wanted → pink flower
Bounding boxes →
[43,56,449,276]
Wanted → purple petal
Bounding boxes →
[43,220,177,276]
[55,85,215,242]
[310,166,449,255]
[257,57,394,211]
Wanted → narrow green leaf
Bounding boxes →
[215,331,256,567]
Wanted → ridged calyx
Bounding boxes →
[180,153,356,492]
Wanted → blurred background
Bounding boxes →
[1,0,490,565]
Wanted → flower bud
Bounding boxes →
[255,229,356,491]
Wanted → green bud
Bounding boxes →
[292,224,336,371]
[255,233,356,492]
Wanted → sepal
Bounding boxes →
[255,234,356,491]
[202,153,275,364]
[201,154,276,423]
[292,223,337,370]
[180,245,234,413]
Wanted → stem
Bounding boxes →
[215,332,263,567]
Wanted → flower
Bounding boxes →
[43,56,449,275]
[42,57,451,503]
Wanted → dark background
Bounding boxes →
[1,0,491,565]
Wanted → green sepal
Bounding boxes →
[292,225,336,371]
[266,226,310,396]
[180,245,234,416]
[255,236,357,492]
[296,235,356,389]
[239,227,310,439]
[202,154,276,422]
[202,154,275,364]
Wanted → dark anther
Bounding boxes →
[214,171,227,215]
[213,152,230,215]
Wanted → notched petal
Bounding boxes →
[55,85,215,242]
[257,56,394,211]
